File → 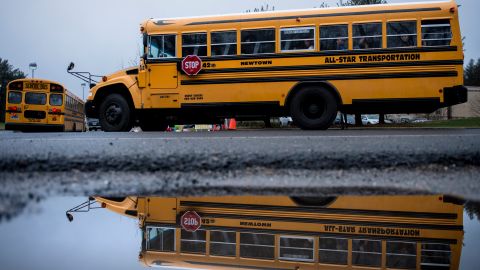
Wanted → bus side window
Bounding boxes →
[387,21,417,48]
[211,31,237,56]
[421,243,451,269]
[182,33,207,57]
[279,236,314,262]
[386,241,417,269]
[280,26,315,52]
[422,19,452,47]
[181,229,206,254]
[241,28,275,55]
[148,35,177,59]
[320,24,348,51]
[146,227,176,252]
[210,230,236,257]
[240,233,275,260]
[352,239,382,267]
[319,237,348,265]
[353,23,382,50]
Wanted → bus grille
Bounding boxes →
[24,110,46,119]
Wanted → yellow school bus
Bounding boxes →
[5,79,85,131]
[96,195,463,269]
[85,0,466,131]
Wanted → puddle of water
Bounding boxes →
[0,195,478,270]
[0,197,144,270]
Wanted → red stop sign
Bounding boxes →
[181,211,202,232]
[182,55,202,76]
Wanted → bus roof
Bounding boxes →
[142,0,456,34]
[8,78,64,87]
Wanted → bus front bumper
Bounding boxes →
[85,100,98,118]
[5,123,64,132]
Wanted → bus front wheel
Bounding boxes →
[290,86,337,130]
[99,94,133,132]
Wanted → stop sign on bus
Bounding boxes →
[182,55,202,76]
[181,211,202,232]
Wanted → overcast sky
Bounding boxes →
[1,0,478,99]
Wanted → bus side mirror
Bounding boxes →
[67,62,75,72]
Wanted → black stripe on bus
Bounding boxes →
[199,213,463,231]
[181,101,279,109]
[202,60,464,74]
[146,46,458,64]
[181,71,458,85]
[144,223,458,244]
[180,201,458,220]
[186,7,442,26]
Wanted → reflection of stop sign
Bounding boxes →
[182,55,202,76]
[181,211,202,232]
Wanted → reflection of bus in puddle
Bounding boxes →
[95,195,463,270]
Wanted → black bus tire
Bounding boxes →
[290,86,338,130]
[99,94,133,132]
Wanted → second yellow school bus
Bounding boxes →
[5,79,85,132]
[85,0,467,131]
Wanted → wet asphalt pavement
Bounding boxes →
[0,128,480,220]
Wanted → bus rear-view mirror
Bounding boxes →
[67,62,75,72]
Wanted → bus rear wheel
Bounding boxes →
[290,86,337,130]
[99,94,133,132]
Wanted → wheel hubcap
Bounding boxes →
[105,103,122,125]
[303,98,325,119]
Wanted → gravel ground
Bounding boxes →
[1,128,479,220]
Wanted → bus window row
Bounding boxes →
[65,95,83,113]
[146,227,452,269]
[147,19,452,59]
[7,91,63,107]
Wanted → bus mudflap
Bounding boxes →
[444,85,468,106]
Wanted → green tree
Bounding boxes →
[464,58,480,86]
[0,58,26,83]
[246,4,275,13]
[0,58,26,123]
[465,201,480,222]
